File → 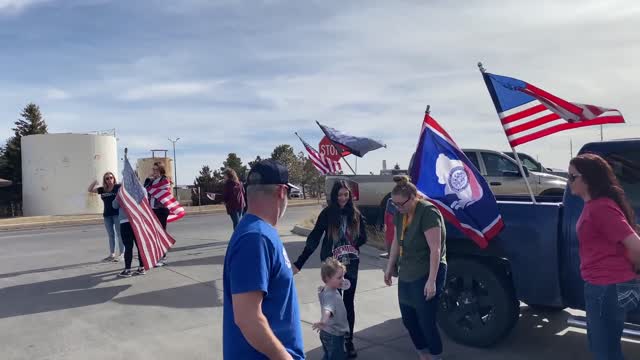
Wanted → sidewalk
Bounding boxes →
[0,199,321,231]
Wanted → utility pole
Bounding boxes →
[168,137,180,196]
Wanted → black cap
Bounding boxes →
[247,159,299,190]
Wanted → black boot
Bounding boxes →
[345,338,357,358]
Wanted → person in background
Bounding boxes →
[144,162,170,266]
[293,180,367,358]
[384,175,447,360]
[88,172,124,262]
[222,168,246,230]
[222,159,304,360]
[313,258,350,360]
[569,153,640,360]
[380,195,398,259]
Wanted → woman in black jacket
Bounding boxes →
[293,179,367,358]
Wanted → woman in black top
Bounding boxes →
[88,171,124,262]
[293,180,367,358]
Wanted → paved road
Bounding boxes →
[1,205,638,359]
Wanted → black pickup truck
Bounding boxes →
[437,138,640,347]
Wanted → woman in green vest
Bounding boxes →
[384,175,447,360]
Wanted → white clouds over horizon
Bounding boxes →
[1,0,639,183]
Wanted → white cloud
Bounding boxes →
[119,81,219,101]
[0,0,49,14]
[44,88,70,100]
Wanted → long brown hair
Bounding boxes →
[224,168,240,183]
[570,153,636,229]
[327,180,361,241]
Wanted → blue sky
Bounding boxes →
[1,0,639,184]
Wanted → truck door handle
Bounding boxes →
[490,182,502,186]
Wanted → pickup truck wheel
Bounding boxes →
[438,259,519,347]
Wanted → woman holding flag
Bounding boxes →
[144,162,171,266]
[384,175,447,360]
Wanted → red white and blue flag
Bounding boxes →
[482,72,625,147]
[411,113,504,248]
[117,158,176,269]
[296,133,342,175]
[146,177,185,222]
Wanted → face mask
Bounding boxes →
[279,193,288,219]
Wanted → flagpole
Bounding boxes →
[315,121,357,175]
[478,62,537,204]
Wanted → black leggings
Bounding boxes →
[153,207,170,259]
[341,261,359,343]
[120,222,142,269]
[153,207,169,229]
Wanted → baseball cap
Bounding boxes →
[247,159,299,190]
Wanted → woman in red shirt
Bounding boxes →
[569,153,640,360]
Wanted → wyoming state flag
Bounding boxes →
[410,113,504,248]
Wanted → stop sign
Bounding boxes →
[318,137,342,161]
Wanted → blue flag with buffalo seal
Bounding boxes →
[410,113,504,248]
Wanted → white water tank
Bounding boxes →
[21,133,118,216]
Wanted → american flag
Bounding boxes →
[295,133,342,175]
[482,72,625,147]
[146,177,185,222]
[118,158,176,270]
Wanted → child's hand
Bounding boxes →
[312,321,325,333]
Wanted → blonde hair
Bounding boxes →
[102,171,117,188]
[391,175,417,199]
[321,258,346,283]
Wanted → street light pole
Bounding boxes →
[168,137,180,196]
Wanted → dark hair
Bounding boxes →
[224,168,240,183]
[153,162,166,176]
[321,257,346,283]
[327,180,361,241]
[570,153,636,229]
[391,175,418,199]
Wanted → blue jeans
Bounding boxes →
[584,280,639,360]
[103,215,124,255]
[398,264,447,356]
[229,211,243,230]
[320,330,346,360]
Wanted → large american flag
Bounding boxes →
[296,133,342,175]
[146,177,185,222]
[483,72,625,147]
[118,158,176,270]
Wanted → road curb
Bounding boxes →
[291,225,312,237]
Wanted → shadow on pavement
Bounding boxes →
[0,260,105,279]
[0,269,129,319]
[114,281,222,309]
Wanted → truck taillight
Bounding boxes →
[348,181,360,201]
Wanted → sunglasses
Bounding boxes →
[568,173,581,183]
[391,197,411,208]
[105,176,114,180]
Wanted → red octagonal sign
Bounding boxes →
[318,136,343,161]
